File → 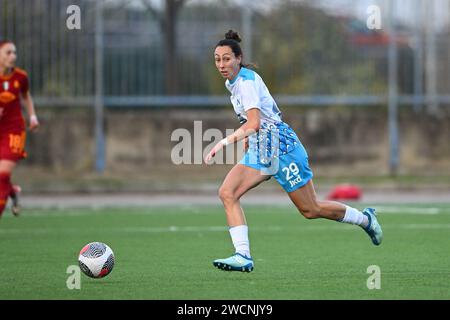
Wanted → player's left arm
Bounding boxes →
[21,90,39,131]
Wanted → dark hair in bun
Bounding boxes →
[224,30,242,43]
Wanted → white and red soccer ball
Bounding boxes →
[78,242,115,278]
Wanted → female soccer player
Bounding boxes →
[0,40,39,218]
[205,30,383,272]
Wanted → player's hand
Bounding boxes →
[205,137,231,164]
[29,115,40,132]
[204,142,224,164]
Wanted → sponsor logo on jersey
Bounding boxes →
[0,91,16,104]
[289,176,303,188]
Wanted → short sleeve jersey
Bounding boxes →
[225,67,300,158]
[0,67,29,130]
[225,67,282,126]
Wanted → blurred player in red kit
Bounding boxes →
[0,40,39,218]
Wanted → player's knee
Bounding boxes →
[297,205,321,219]
[218,186,237,203]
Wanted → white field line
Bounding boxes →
[1,224,450,235]
[4,205,449,218]
[120,224,450,232]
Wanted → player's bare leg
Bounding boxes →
[288,180,383,245]
[288,180,349,221]
[10,184,21,216]
[0,160,16,218]
[219,164,269,226]
[213,164,270,271]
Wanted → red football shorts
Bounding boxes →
[0,129,27,162]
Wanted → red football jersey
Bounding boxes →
[0,67,29,130]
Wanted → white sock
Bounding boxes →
[339,206,369,228]
[229,225,251,258]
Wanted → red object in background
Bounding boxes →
[327,184,362,201]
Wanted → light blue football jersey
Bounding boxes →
[225,67,282,126]
[225,67,299,160]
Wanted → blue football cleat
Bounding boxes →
[213,253,254,272]
[362,208,383,246]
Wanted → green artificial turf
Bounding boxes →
[0,204,449,300]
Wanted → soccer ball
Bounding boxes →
[78,242,115,278]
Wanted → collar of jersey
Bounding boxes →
[0,67,16,80]
[229,67,246,85]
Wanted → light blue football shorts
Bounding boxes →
[239,128,313,193]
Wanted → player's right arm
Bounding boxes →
[204,108,260,163]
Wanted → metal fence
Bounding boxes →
[1,0,450,173]
[2,0,449,104]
